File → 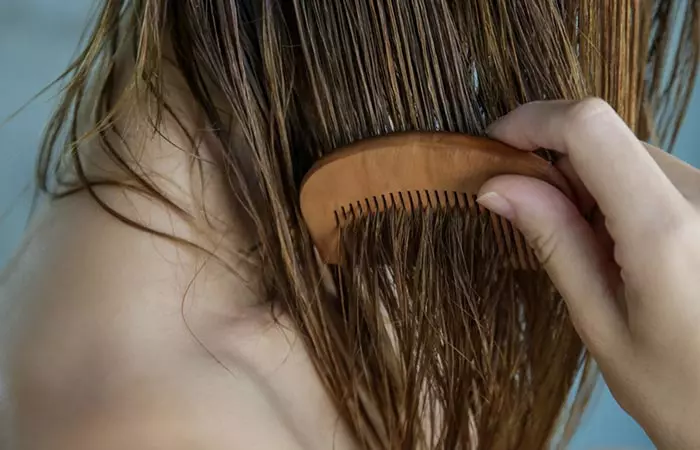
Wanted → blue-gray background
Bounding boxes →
[2,1,698,448]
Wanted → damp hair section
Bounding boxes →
[37,0,699,448]
[335,205,579,448]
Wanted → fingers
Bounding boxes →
[477,175,626,354]
[487,99,689,248]
[554,156,596,217]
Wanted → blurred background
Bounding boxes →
[1,1,699,448]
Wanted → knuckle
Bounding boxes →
[565,97,615,129]
[529,230,559,266]
[526,210,584,267]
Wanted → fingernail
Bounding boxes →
[477,192,514,220]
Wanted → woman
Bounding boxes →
[1,1,699,448]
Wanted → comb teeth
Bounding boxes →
[299,132,572,267]
[334,190,537,270]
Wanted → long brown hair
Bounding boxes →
[38,0,699,448]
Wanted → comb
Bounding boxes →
[299,132,572,270]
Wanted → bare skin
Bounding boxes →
[0,63,357,450]
[1,93,699,449]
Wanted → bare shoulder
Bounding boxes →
[0,167,354,450]
[0,62,355,449]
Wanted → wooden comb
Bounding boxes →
[299,132,572,269]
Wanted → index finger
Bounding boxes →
[486,98,689,241]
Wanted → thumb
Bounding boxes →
[477,175,625,353]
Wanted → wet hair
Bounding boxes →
[38,0,699,448]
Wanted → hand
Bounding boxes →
[476,98,700,450]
